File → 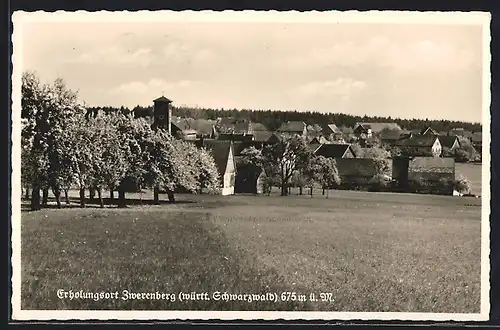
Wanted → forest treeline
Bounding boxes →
[87,105,482,133]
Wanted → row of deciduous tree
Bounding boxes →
[21,71,221,210]
[237,134,343,197]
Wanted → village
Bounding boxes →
[137,95,481,198]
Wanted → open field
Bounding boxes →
[455,162,483,196]
[20,190,481,312]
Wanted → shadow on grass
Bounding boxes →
[20,196,199,212]
[21,209,313,311]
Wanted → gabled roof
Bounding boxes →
[314,143,353,158]
[321,123,342,135]
[198,140,234,175]
[278,121,307,133]
[396,135,439,147]
[171,117,216,136]
[421,127,439,135]
[153,96,173,103]
[308,143,321,153]
[355,122,402,133]
[438,135,460,149]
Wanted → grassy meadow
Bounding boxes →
[20,189,482,313]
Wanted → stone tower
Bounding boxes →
[153,96,173,134]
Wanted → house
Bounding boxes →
[396,135,442,157]
[335,158,382,189]
[313,143,356,158]
[277,121,308,136]
[438,135,461,153]
[308,136,330,145]
[392,156,455,195]
[380,129,409,146]
[318,123,343,140]
[171,116,217,139]
[218,132,254,142]
[215,118,268,136]
[354,122,402,138]
[196,140,236,196]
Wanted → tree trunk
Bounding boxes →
[31,184,41,211]
[42,187,49,206]
[322,187,325,195]
[280,184,286,196]
[24,187,30,199]
[79,188,86,208]
[288,186,292,195]
[118,189,126,208]
[110,189,114,201]
[97,188,104,208]
[64,189,70,205]
[299,187,303,195]
[53,186,62,209]
[154,185,160,205]
[166,189,175,203]
[310,187,313,197]
[89,187,96,201]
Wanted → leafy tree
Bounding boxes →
[262,134,313,196]
[309,156,341,198]
[195,147,221,194]
[454,174,472,195]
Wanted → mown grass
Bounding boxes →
[21,190,481,312]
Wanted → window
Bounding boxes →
[158,115,165,120]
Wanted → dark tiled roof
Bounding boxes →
[198,140,233,176]
[408,157,455,174]
[278,121,306,133]
[421,127,439,135]
[380,129,405,141]
[153,96,173,103]
[308,143,321,153]
[314,144,352,158]
[320,123,342,135]
[335,158,377,177]
[396,135,438,147]
[438,135,460,149]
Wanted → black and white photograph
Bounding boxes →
[11,10,491,321]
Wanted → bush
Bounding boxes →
[368,174,391,192]
[454,175,472,195]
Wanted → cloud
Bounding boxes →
[68,46,155,67]
[109,78,196,107]
[286,36,477,73]
[295,78,367,99]
[161,42,215,63]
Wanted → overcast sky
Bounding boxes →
[19,13,487,123]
